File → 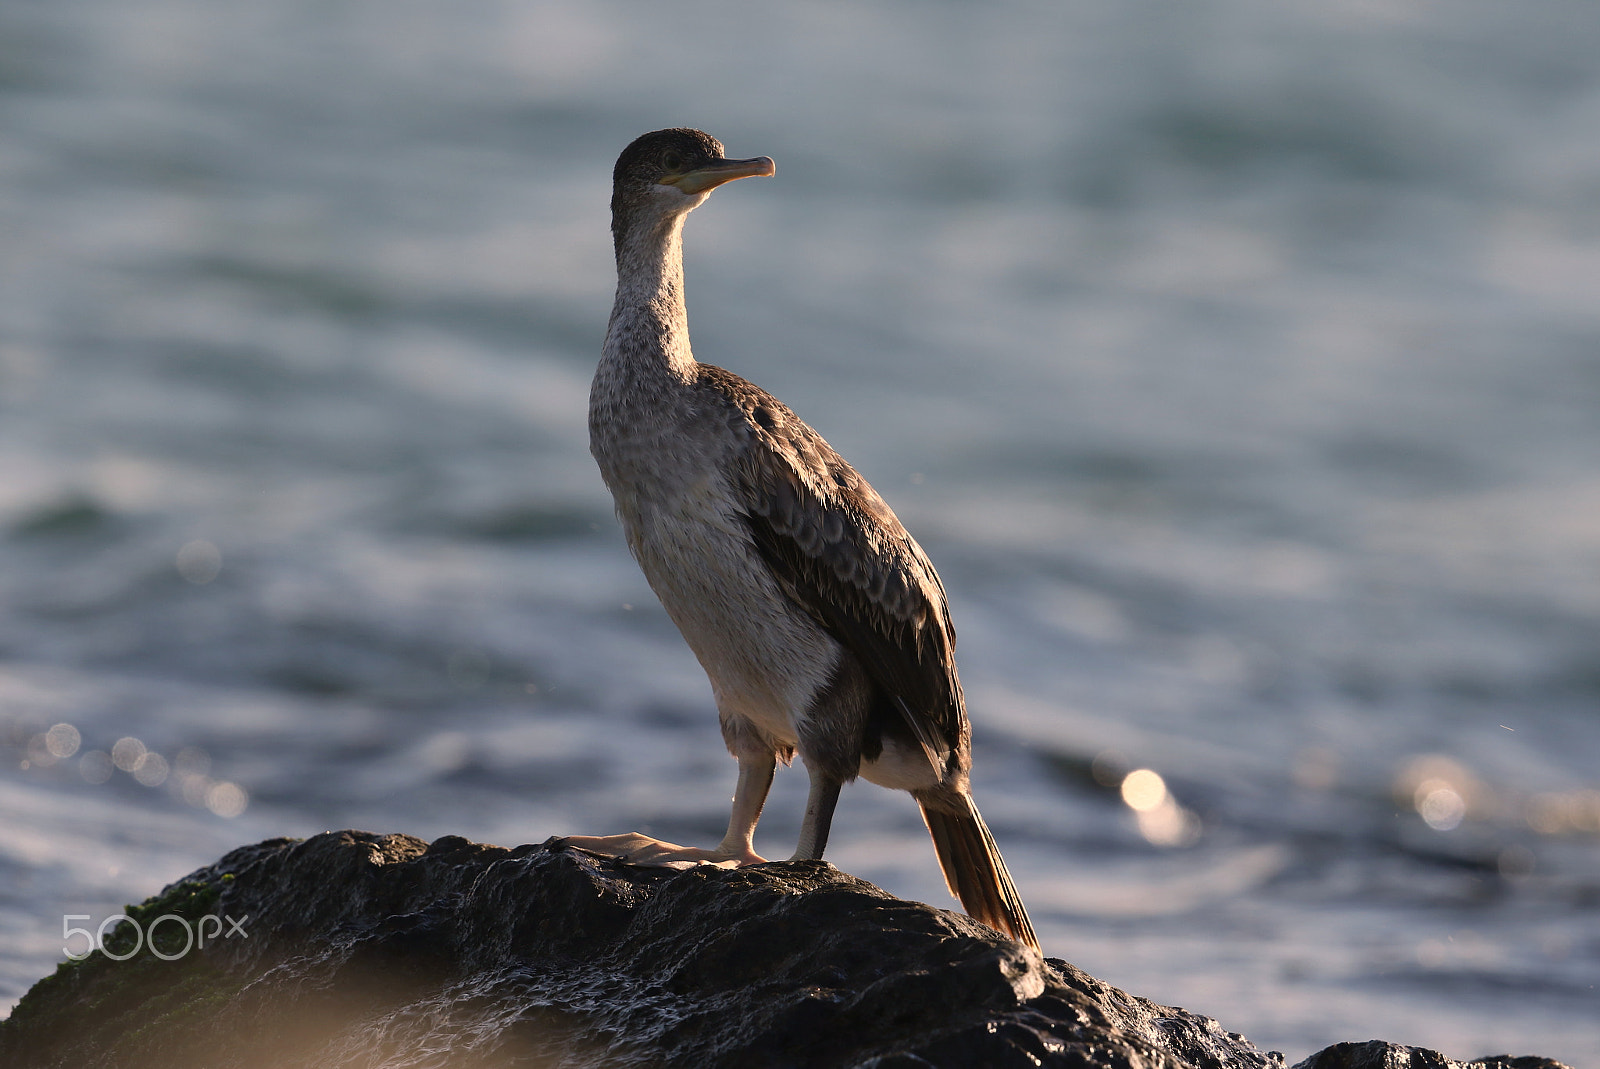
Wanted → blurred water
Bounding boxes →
[2,1,1599,1063]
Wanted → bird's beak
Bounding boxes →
[661,156,776,194]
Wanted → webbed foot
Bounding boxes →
[561,832,767,869]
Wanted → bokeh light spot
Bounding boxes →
[1395,754,1478,831]
[45,723,81,759]
[25,735,58,767]
[133,751,169,787]
[1121,769,1168,812]
[1416,783,1466,831]
[111,736,146,772]
[206,781,249,818]
[176,540,222,584]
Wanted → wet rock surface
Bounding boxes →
[1292,1043,1573,1069]
[0,832,1574,1068]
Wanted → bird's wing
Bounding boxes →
[697,365,967,758]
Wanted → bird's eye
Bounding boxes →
[662,151,683,171]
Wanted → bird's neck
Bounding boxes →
[603,211,695,381]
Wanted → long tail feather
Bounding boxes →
[917,792,1039,952]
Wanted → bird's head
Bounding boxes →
[611,128,774,235]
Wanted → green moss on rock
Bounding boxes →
[0,871,244,1068]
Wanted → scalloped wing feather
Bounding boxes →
[695,364,969,764]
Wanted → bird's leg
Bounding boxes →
[712,751,776,863]
[562,751,776,869]
[790,765,842,861]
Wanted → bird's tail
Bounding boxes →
[915,791,1039,952]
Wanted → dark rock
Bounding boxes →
[0,831,1574,1069]
[1291,1042,1573,1069]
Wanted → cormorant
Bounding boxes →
[571,128,1037,950]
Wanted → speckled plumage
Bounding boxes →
[584,129,1037,950]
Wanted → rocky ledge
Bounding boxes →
[0,831,1572,1068]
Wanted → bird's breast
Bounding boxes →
[602,455,838,745]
